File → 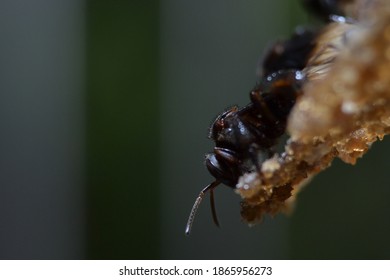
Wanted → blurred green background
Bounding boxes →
[1,0,389,259]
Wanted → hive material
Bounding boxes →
[237,0,390,224]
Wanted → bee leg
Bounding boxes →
[248,144,262,174]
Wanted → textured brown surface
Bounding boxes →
[237,0,390,224]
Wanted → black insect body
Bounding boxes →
[206,71,305,187]
[185,0,344,235]
[261,28,317,77]
[185,71,306,235]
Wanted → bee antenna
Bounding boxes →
[185,180,221,235]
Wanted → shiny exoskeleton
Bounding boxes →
[185,0,347,235]
[205,70,305,189]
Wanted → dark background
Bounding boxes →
[1,0,389,259]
